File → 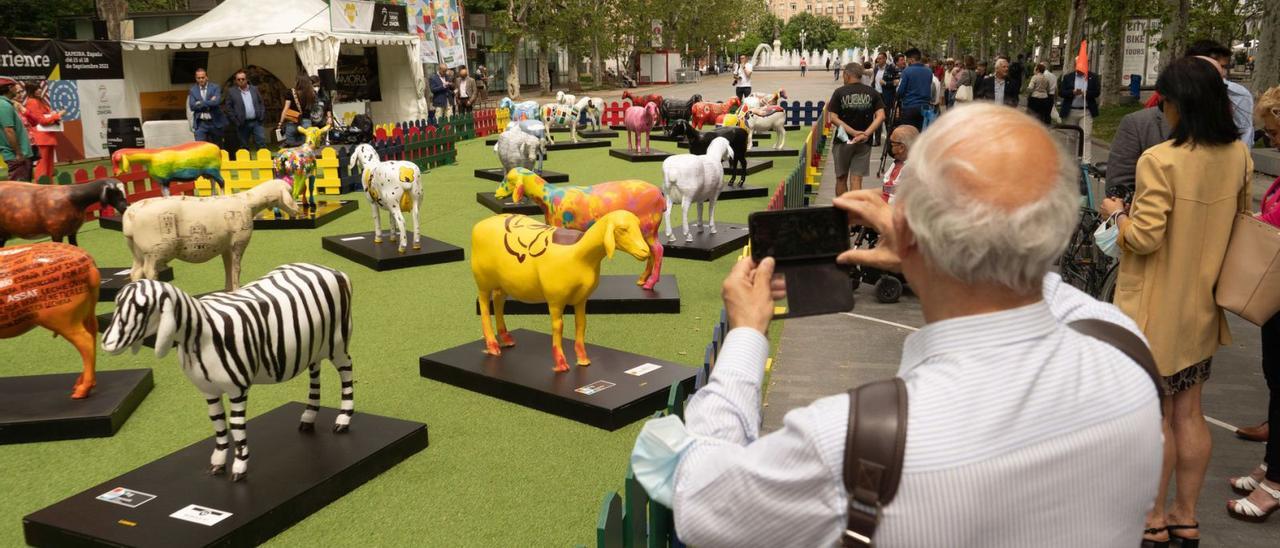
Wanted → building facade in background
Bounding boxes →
[768,0,875,30]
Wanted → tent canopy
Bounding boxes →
[123,0,417,50]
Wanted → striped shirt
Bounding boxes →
[672,273,1162,547]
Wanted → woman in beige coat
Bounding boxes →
[1100,57,1252,547]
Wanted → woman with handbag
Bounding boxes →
[954,55,976,103]
[20,83,60,181]
[1224,85,1280,523]
[279,75,314,147]
[1098,57,1252,546]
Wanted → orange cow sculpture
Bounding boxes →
[0,243,100,399]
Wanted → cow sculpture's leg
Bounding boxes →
[642,241,665,290]
[548,303,570,372]
[333,352,354,433]
[573,304,590,366]
[696,200,706,233]
[299,362,320,432]
[663,195,675,242]
[68,233,78,246]
[478,289,501,355]
[493,290,515,347]
[708,197,719,234]
[227,393,251,482]
[52,314,97,399]
[390,204,408,254]
[370,196,384,244]
[221,247,242,291]
[682,196,693,242]
[410,194,422,250]
[204,393,230,475]
[160,181,171,198]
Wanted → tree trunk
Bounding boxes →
[97,0,128,40]
[1101,19,1125,106]
[1157,0,1189,71]
[1252,3,1279,96]
[566,47,581,92]
[506,37,522,99]
[592,36,603,88]
[1065,0,1087,67]
[537,42,550,96]
[1038,2,1055,63]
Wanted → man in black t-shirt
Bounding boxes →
[827,63,885,195]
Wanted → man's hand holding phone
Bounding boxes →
[722,257,786,334]
[834,190,903,272]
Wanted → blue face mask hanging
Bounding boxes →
[1094,211,1123,259]
[630,415,696,507]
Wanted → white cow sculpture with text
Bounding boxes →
[349,144,424,253]
[122,179,299,291]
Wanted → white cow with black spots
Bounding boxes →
[349,144,423,253]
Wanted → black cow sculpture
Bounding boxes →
[660,94,703,135]
[670,119,750,188]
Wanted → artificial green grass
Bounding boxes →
[0,129,802,546]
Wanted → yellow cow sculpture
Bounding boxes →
[471,211,650,372]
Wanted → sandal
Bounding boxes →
[1140,526,1168,548]
[1165,522,1199,548]
[1229,463,1267,495]
[1228,481,1280,523]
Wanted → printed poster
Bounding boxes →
[425,0,466,68]
[330,0,376,33]
[77,79,133,159]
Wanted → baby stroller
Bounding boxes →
[849,226,907,303]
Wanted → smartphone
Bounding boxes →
[748,207,855,318]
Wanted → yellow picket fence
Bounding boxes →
[495,108,510,129]
[193,148,342,197]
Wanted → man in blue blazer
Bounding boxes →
[225,69,266,150]
[188,68,226,144]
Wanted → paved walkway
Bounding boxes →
[762,144,1278,545]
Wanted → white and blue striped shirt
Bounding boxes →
[672,273,1162,547]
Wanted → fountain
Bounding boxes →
[749,39,863,71]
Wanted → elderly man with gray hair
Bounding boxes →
[631,104,1163,546]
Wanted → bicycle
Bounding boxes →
[1054,124,1126,301]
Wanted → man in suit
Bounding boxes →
[976,58,1020,108]
[428,64,454,123]
[455,67,477,114]
[225,70,266,150]
[187,68,226,144]
[1057,59,1101,163]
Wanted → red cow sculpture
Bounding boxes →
[621,91,665,121]
[690,97,742,129]
[0,242,100,399]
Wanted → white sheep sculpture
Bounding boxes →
[494,128,546,175]
[660,137,735,242]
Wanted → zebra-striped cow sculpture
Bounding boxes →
[101,263,355,482]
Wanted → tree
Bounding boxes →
[1253,4,1278,96]
[780,13,841,51]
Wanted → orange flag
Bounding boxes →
[1075,40,1089,74]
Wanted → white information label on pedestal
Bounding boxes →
[625,363,662,376]
[170,504,233,526]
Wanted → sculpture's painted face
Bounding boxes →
[609,212,651,261]
[101,179,130,213]
[101,281,163,355]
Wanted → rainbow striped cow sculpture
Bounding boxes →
[494,168,666,290]
[113,142,224,197]
[273,125,330,211]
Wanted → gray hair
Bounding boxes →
[894,104,1079,294]
[995,58,1010,69]
[843,63,863,79]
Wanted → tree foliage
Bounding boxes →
[780,13,842,51]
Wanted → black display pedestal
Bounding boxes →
[571,129,620,139]
[476,192,545,215]
[662,223,750,260]
[419,329,695,430]
[474,168,569,183]
[784,124,802,131]
[723,159,773,176]
[746,148,799,158]
[546,139,610,151]
[99,201,357,231]
[23,403,428,548]
[0,369,153,445]
[475,275,679,315]
[321,232,464,272]
[716,185,768,200]
[608,149,672,162]
[99,267,173,302]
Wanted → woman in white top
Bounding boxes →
[1025,63,1054,125]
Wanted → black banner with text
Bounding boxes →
[0,38,123,81]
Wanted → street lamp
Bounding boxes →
[799,29,808,52]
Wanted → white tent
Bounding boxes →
[120,0,427,126]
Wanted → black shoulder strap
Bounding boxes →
[1067,319,1163,400]
[840,319,1161,547]
[841,378,907,547]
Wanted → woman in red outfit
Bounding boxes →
[22,82,63,182]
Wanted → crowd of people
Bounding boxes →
[0,77,64,183]
[427,64,487,122]
[634,39,1280,547]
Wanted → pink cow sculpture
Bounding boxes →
[494,168,666,290]
[623,102,660,153]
